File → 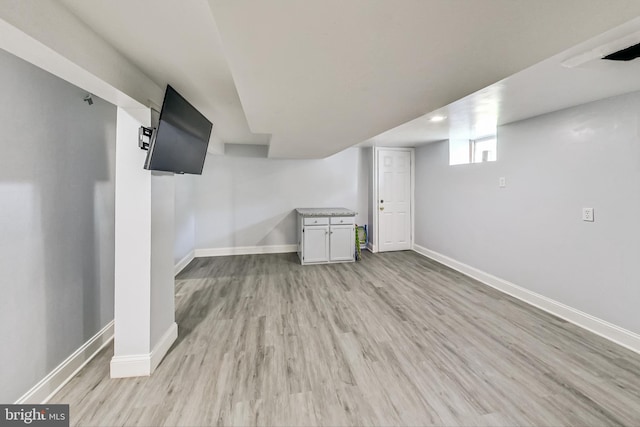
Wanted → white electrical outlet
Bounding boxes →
[499,177,506,188]
[582,207,594,222]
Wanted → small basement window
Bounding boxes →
[472,136,497,163]
[449,135,497,165]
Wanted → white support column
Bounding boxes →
[110,107,177,378]
[149,171,178,373]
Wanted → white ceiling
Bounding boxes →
[362,17,640,147]
[58,0,640,158]
[58,0,268,145]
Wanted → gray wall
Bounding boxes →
[0,49,116,402]
[174,174,196,264]
[194,148,369,249]
[415,91,640,335]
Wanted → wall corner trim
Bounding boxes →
[110,322,177,379]
[175,250,195,276]
[15,320,114,404]
[194,244,297,258]
[412,244,640,356]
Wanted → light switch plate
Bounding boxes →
[499,177,506,188]
[582,207,594,222]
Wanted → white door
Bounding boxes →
[303,225,329,263]
[330,225,354,261]
[377,149,412,252]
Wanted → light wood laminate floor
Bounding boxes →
[51,251,640,426]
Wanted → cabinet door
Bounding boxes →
[330,225,354,261]
[303,225,329,263]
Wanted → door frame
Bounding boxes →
[372,147,415,253]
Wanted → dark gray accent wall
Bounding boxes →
[414,91,640,335]
[0,49,116,402]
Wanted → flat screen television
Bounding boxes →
[144,85,212,174]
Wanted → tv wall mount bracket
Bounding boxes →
[138,126,154,150]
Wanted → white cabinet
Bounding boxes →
[329,225,354,261]
[297,212,355,265]
[303,225,329,263]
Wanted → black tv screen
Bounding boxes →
[144,85,212,174]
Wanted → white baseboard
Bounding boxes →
[194,244,297,258]
[110,322,178,378]
[413,244,640,355]
[109,354,150,378]
[15,320,114,404]
[174,250,195,276]
[150,322,178,373]
[366,242,376,253]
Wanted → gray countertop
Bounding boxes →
[296,208,357,217]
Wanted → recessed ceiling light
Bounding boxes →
[430,115,446,122]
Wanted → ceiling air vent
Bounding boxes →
[602,42,640,61]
